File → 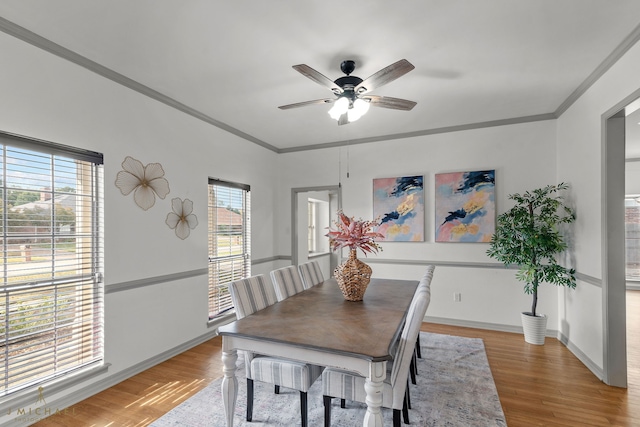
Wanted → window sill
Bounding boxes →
[308,251,330,259]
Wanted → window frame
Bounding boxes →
[0,130,104,400]
[625,195,640,281]
[307,197,330,256]
[207,178,250,320]
[308,200,317,254]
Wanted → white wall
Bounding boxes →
[277,120,560,329]
[4,15,640,422]
[626,160,640,195]
[275,36,640,380]
[0,32,278,425]
[556,38,640,376]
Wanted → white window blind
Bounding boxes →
[0,132,104,397]
[208,179,250,319]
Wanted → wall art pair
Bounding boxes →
[373,170,495,243]
[115,156,198,240]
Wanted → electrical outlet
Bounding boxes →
[454,292,462,302]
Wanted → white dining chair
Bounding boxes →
[322,265,434,427]
[228,274,323,427]
[298,260,324,288]
[270,265,307,301]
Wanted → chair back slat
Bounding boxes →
[270,266,306,301]
[298,261,325,289]
[229,274,278,319]
[390,266,434,391]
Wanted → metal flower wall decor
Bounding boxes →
[115,156,197,240]
[115,156,170,210]
[166,197,198,240]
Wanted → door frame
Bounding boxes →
[601,88,640,386]
[291,185,342,267]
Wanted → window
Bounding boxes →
[307,198,329,254]
[308,201,317,253]
[208,179,250,319]
[0,132,104,398]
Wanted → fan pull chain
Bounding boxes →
[338,148,342,185]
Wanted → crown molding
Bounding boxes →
[555,22,640,116]
[278,114,556,153]
[0,16,279,153]
[3,16,639,155]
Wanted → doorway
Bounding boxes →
[603,92,640,387]
[291,186,341,279]
[624,104,640,388]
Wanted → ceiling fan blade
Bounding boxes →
[278,98,335,110]
[365,95,417,111]
[338,113,349,126]
[354,59,415,95]
[292,64,344,94]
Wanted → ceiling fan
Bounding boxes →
[278,59,417,125]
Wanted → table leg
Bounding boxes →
[221,346,238,427]
[363,361,386,427]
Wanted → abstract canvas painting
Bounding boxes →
[373,176,424,242]
[435,170,495,242]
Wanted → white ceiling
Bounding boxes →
[2,1,640,153]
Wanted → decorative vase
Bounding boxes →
[521,312,547,345]
[334,249,372,301]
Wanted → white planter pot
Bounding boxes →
[521,312,547,345]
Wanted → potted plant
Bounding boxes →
[486,183,576,345]
[326,211,384,301]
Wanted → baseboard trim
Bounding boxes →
[2,329,220,427]
[426,316,535,335]
[426,316,605,383]
[2,318,605,427]
[558,332,604,381]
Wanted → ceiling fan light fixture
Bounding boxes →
[282,59,415,124]
[328,97,349,120]
[347,98,370,122]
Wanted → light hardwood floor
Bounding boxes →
[32,291,640,427]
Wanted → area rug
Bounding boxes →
[151,332,506,426]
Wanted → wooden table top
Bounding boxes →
[218,277,419,362]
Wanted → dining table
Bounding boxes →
[217,276,420,427]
